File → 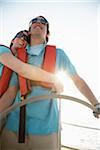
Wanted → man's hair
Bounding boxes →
[10,30,28,48]
[29,16,50,43]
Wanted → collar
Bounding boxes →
[27,44,46,56]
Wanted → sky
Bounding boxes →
[0,0,100,149]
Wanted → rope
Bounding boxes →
[58,98,61,150]
[62,122,100,131]
[0,93,95,119]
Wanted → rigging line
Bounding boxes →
[61,145,79,150]
[62,122,100,131]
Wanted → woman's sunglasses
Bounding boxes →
[15,32,28,42]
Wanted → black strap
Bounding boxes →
[18,96,26,143]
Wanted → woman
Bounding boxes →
[0,30,63,112]
[0,30,62,88]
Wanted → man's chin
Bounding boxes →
[31,33,42,38]
[34,26,42,29]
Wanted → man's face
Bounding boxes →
[29,16,48,42]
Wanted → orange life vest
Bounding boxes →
[0,45,14,97]
[0,45,56,97]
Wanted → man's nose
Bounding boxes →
[35,22,41,25]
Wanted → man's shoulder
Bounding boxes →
[56,47,65,55]
[47,44,64,52]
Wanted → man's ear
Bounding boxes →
[46,32,50,38]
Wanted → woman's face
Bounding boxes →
[12,31,28,49]
[12,38,27,48]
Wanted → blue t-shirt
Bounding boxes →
[6,44,77,135]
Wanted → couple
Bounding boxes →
[0,16,100,150]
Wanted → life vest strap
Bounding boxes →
[0,45,14,97]
[0,67,12,97]
[18,104,26,143]
[17,48,31,97]
[27,45,56,89]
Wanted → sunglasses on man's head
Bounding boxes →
[30,18,48,25]
[15,32,28,42]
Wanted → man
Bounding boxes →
[1,16,100,150]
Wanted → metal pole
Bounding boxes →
[58,98,61,150]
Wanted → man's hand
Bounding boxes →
[93,103,100,118]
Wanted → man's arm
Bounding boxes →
[70,74,99,106]
[0,86,18,113]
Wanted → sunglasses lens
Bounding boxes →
[23,35,28,42]
[32,18,37,23]
[16,34,21,38]
[41,19,46,25]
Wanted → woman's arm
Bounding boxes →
[0,53,55,82]
[0,53,63,93]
